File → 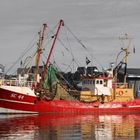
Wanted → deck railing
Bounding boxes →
[0,79,35,87]
[113,82,133,88]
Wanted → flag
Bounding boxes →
[133,46,135,53]
[86,57,91,65]
[20,60,23,67]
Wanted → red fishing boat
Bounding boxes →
[0,20,140,114]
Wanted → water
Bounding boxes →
[0,114,140,140]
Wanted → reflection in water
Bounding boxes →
[0,114,140,140]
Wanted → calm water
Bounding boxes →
[0,114,140,140]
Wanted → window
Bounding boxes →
[100,80,103,85]
[104,80,107,87]
[138,85,140,92]
[96,80,99,84]
[90,80,92,84]
[82,80,86,84]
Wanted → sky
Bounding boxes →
[0,0,140,73]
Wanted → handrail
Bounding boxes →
[113,82,129,88]
[0,79,35,87]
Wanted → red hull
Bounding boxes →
[1,87,140,114]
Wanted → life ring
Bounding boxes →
[118,90,124,96]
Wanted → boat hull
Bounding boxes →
[1,87,140,114]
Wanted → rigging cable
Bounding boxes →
[64,24,105,71]
[5,29,41,74]
[41,23,70,66]
[63,26,82,71]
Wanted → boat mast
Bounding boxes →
[34,24,47,82]
[37,19,64,88]
[120,34,131,84]
[114,34,132,83]
[122,47,129,84]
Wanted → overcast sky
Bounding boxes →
[0,0,140,72]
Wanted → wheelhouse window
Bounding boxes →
[96,80,99,84]
[104,80,107,87]
[96,79,103,85]
[138,85,140,92]
[100,80,103,84]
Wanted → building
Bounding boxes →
[0,64,4,79]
